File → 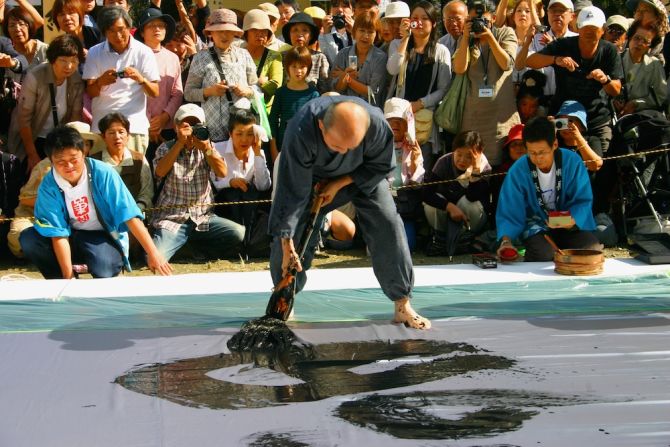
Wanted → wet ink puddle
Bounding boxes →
[115,339,602,440]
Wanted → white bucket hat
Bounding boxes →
[383,97,416,144]
[383,1,410,19]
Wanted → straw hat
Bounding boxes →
[257,2,280,19]
[66,121,101,144]
[243,9,272,35]
[205,8,243,36]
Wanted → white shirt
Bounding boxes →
[537,163,557,211]
[39,79,68,138]
[53,164,103,231]
[211,139,271,192]
[83,38,160,134]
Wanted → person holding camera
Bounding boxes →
[386,1,451,172]
[526,6,622,154]
[150,103,245,262]
[496,116,601,262]
[84,6,160,155]
[319,0,354,65]
[453,0,519,167]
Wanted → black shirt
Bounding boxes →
[404,53,433,102]
[540,36,623,128]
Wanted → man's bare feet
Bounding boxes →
[393,297,431,329]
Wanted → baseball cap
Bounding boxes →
[174,104,206,124]
[605,15,631,32]
[547,0,574,10]
[577,6,606,29]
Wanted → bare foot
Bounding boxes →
[393,297,431,330]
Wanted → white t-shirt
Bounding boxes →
[53,165,104,231]
[82,38,160,134]
[39,80,68,138]
[537,163,557,211]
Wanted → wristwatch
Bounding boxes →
[602,75,612,86]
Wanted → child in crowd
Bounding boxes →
[212,108,271,249]
[423,130,492,257]
[269,46,320,161]
[516,70,547,124]
[491,123,526,220]
[384,97,425,251]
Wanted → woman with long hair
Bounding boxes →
[386,0,451,171]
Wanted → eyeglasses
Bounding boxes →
[7,20,29,29]
[606,26,625,36]
[632,34,652,45]
[445,16,465,23]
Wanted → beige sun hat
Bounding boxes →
[304,6,326,20]
[383,1,410,19]
[205,8,243,36]
[257,2,280,19]
[243,9,272,34]
[65,121,101,144]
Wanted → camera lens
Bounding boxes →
[192,124,210,141]
[333,14,346,29]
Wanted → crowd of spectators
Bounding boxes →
[0,0,668,279]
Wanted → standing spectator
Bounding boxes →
[496,116,601,262]
[387,0,451,171]
[9,34,84,173]
[275,0,299,37]
[257,3,283,51]
[93,113,153,211]
[439,0,468,56]
[151,104,245,262]
[165,23,198,85]
[135,8,183,166]
[454,0,519,167]
[331,12,388,106]
[319,0,354,64]
[280,12,330,93]
[354,0,379,18]
[52,0,102,52]
[516,0,577,97]
[20,126,172,279]
[501,0,541,88]
[379,2,410,53]
[184,8,258,143]
[269,46,319,161]
[603,15,631,54]
[242,9,283,112]
[614,20,667,116]
[626,0,668,64]
[526,6,623,154]
[3,7,48,82]
[83,6,160,154]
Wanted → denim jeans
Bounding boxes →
[19,227,125,279]
[152,216,245,261]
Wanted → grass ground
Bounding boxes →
[0,246,635,280]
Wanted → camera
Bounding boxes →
[409,19,423,29]
[191,124,210,141]
[116,70,127,78]
[535,25,549,34]
[333,14,346,30]
[469,0,489,33]
[554,118,570,130]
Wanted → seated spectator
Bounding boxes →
[319,0,355,64]
[184,8,258,143]
[516,70,546,123]
[211,108,271,231]
[491,123,526,218]
[496,116,601,262]
[269,46,320,161]
[384,97,424,251]
[20,126,171,278]
[150,104,245,262]
[331,11,388,106]
[83,6,160,154]
[526,6,623,154]
[280,12,330,93]
[92,113,153,210]
[9,34,84,173]
[554,100,603,171]
[603,15,630,54]
[8,121,98,259]
[423,130,492,257]
[241,9,283,112]
[52,0,102,52]
[135,8,183,167]
[614,20,667,116]
[0,148,21,257]
[3,6,48,82]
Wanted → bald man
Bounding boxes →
[439,0,468,56]
[269,95,431,329]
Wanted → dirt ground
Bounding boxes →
[0,246,635,279]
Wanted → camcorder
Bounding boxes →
[191,124,210,141]
[333,14,346,30]
[469,0,489,34]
